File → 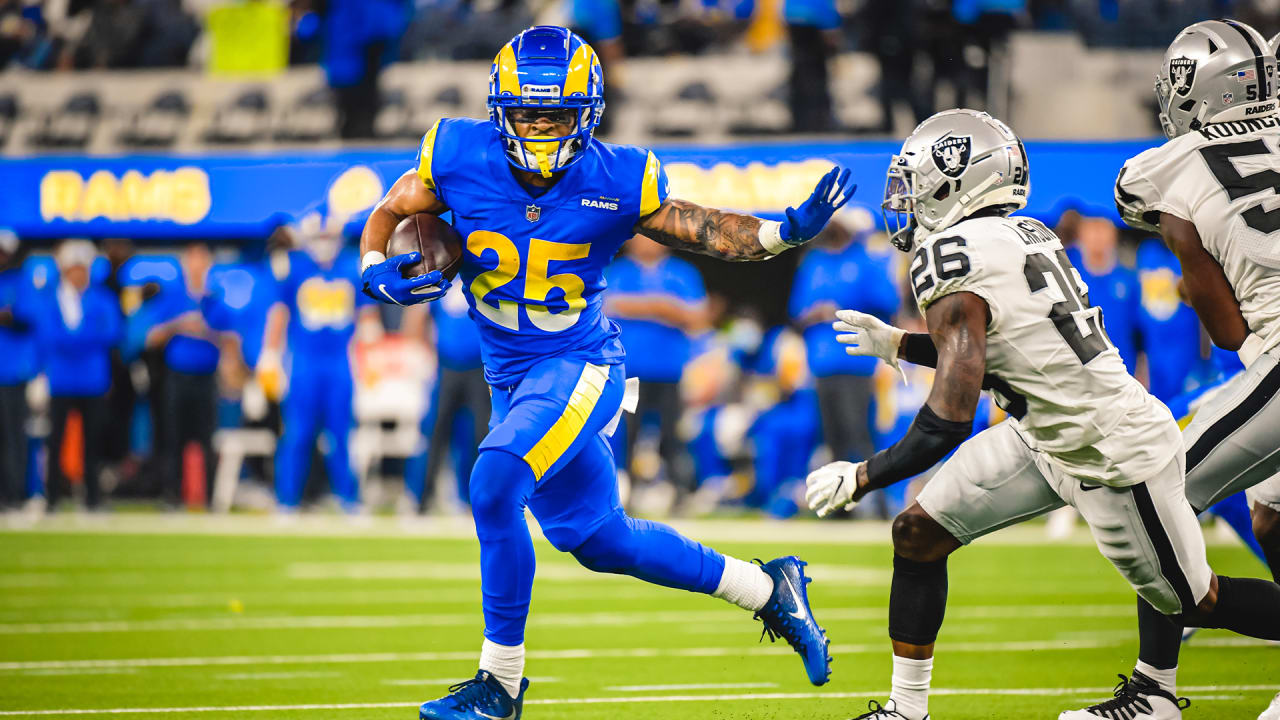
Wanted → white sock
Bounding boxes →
[1136,660,1176,694]
[478,639,524,700]
[712,556,774,612]
[889,655,933,720]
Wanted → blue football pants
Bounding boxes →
[470,357,727,646]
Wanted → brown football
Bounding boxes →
[387,213,464,280]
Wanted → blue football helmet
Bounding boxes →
[488,25,605,178]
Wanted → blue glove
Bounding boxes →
[780,166,857,247]
[361,252,452,306]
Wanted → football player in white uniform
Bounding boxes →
[805,108,1280,720]
[1058,19,1280,720]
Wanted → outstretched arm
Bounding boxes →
[634,199,772,261]
[808,292,987,517]
[633,166,856,261]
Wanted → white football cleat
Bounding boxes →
[850,699,927,719]
[1059,672,1188,720]
[1258,691,1280,720]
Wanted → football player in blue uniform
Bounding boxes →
[359,25,855,720]
[262,211,379,513]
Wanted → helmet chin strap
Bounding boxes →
[926,171,1004,233]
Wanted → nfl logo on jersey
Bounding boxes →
[525,204,541,222]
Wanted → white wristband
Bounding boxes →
[360,250,387,274]
[758,220,788,255]
[1239,333,1266,367]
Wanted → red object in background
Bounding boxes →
[61,410,84,484]
[182,441,206,510]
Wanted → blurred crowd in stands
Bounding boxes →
[5,0,1279,139]
[0,205,1244,522]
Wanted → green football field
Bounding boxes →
[0,515,1275,720]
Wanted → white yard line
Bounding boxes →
[2,636,1273,673]
[604,682,779,691]
[0,685,1275,716]
[216,672,340,681]
[0,512,1127,547]
[0,603,1140,635]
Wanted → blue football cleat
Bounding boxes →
[419,671,528,720]
[755,556,831,685]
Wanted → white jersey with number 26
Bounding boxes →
[1118,116,1280,358]
[909,215,1181,487]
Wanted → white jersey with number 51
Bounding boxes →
[1117,116,1280,358]
[909,215,1181,487]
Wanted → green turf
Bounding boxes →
[0,519,1275,719]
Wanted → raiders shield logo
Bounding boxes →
[931,135,972,179]
[1170,57,1197,97]
[526,204,541,222]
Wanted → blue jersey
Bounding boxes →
[0,263,41,385]
[789,242,898,378]
[1136,238,1202,402]
[419,117,670,387]
[206,260,276,368]
[274,247,370,359]
[605,254,706,383]
[431,283,483,372]
[1065,247,1141,374]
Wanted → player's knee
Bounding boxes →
[468,450,533,525]
[892,506,953,562]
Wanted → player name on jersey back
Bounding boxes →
[910,215,1181,487]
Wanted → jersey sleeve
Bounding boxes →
[1115,146,1184,233]
[416,119,444,198]
[639,150,670,219]
[909,233,998,324]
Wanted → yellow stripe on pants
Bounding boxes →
[523,363,609,481]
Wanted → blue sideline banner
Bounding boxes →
[0,139,1159,240]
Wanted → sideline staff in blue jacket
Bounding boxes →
[39,240,122,510]
[0,230,38,509]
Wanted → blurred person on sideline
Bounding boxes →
[322,0,408,139]
[861,0,931,133]
[259,211,380,513]
[565,0,625,135]
[1064,217,1141,374]
[37,240,122,511]
[785,0,841,132]
[605,235,708,502]
[744,326,820,517]
[0,230,38,510]
[140,243,224,508]
[789,210,898,515]
[402,282,489,512]
[1135,235,1206,402]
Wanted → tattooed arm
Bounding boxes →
[633,166,856,261]
[633,198,773,261]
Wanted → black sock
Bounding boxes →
[1200,575,1280,640]
[1137,596,1182,670]
[888,554,948,646]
